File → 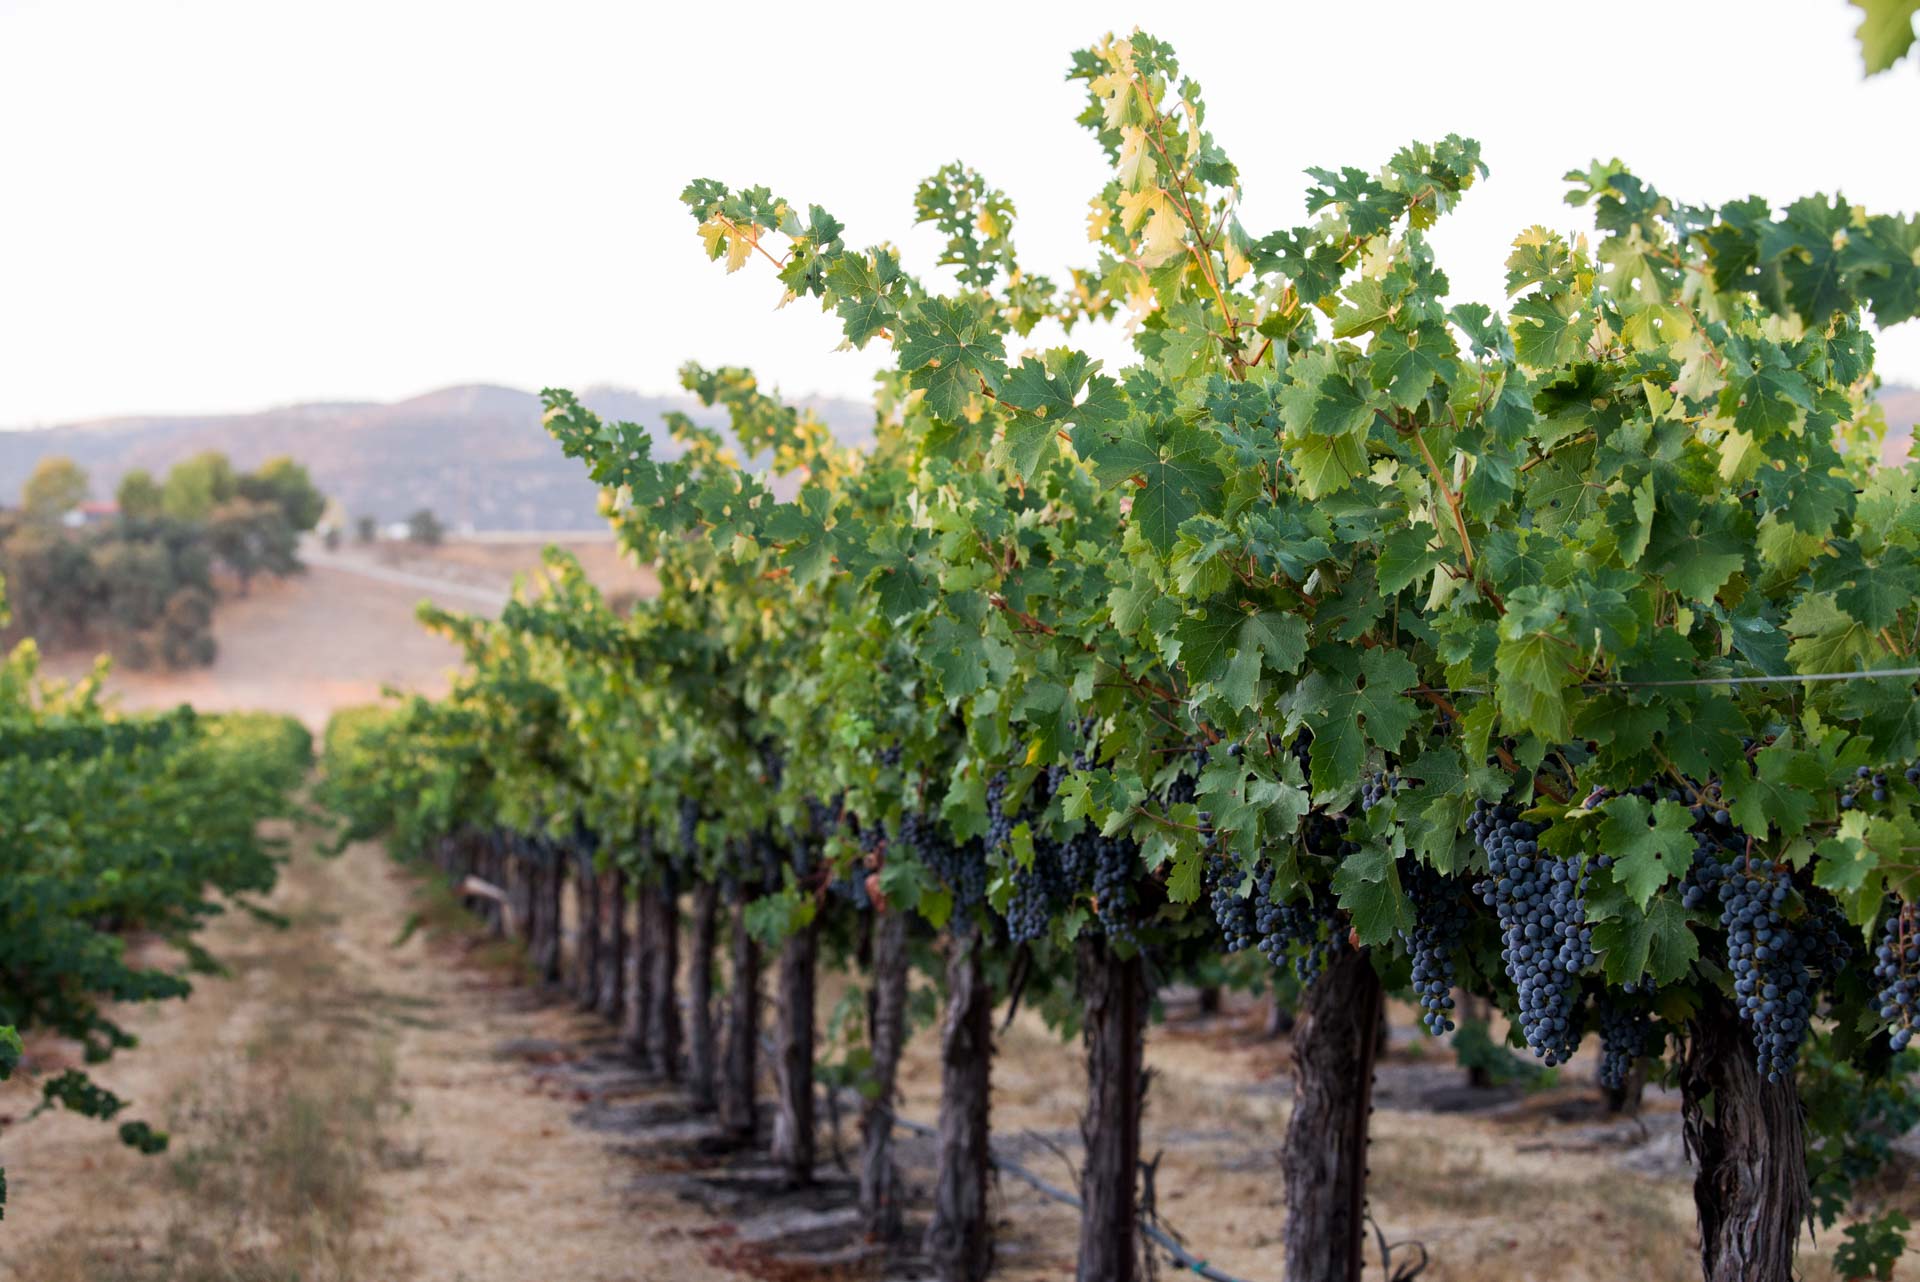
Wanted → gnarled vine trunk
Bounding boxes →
[1076,935,1145,1282]
[770,919,818,1185]
[687,880,720,1112]
[926,929,993,1282]
[644,879,682,1079]
[574,849,600,1009]
[718,892,761,1142]
[633,871,664,1059]
[1282,946,1382,1282]
[538,851,564,984]
[1681,992,1806,1282]
[860,906,911,1239]
[602,869,628,1025]
[508,839,533,948]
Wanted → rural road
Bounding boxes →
[300,546,511,610]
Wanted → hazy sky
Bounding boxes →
[2,0,1916,426]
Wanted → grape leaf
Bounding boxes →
[1729,741,1823,840]
[1593,897,1699,986]
[1598,796,1695,908]
[1331,844,1411,945]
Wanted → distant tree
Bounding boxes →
[406,508,444,547]
[94,539,172,629]
[237,457,325,532]
[161,451,237,521]
[22,456,89,519]
[0,517,99,649]
[157,587,216,668]
[207,498,298,595]
[116,468,164,519]
[354,515,377,544]
[93,539,174,667]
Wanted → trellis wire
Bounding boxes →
[1438,665,1920,696]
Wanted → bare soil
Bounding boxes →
[0,833,751,1282]
[37,536,654,733]
[38,567,466,732]
[374,535,659,602]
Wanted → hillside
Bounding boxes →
[1884,383,1920,462]
[0,384,873,533]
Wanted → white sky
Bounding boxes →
[2,0,1916,427]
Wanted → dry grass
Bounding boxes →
[4,870,410,1282]
[837,956,1716,1282]
[1,837,757,1282]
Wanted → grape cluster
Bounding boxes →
[1699,846,1850,1081]
[1164,758,1201,808]
[1004,851,1070,943]
[828,813,886,908]
[1255,878,1346,983]
[903,808,986,916]
[1401,859,1471,1034]
[1873,906,1919,1052]
[1361,769,1402,812]
[1471,801,1593,1066]
[1680,806,1857,1078]
[1204,854,1264,953]
[1595,998,1652,1091]
[985,771,1015,854]
[1716,857,1810,1080]
[1842,763,1919,810]
[1678,824,1738,910]
[1287,730,1313,779]
[1087,831,1140,950]
[988,770,1073,944]
[877,739,904,768]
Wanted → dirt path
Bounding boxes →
[300,547,511,610]
[0,832,748,1282]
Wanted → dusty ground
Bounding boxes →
[862,976,1703,1282]
[38,568,466,732]
[373,535,659,603]
[0,831,750,1282]
[36,535,655,733]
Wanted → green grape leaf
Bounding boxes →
[1730,741,1824,840]
[1598,797,1695,908]
[1296,646,1420,795]
[896,298,1007,421]
[1593,897,1699,986]
[1331,844,1411,945]
[1279,350,1376,438]
[1376,526,1444,595]
[1095,422,1225,553]
[1509,292,1589,369]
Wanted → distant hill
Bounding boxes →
[0,384,874,533]
[1884,383,1920,463]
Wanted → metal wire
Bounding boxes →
[1439,665,1920,696]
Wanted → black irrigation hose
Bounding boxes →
[833,1086,1257,1282]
